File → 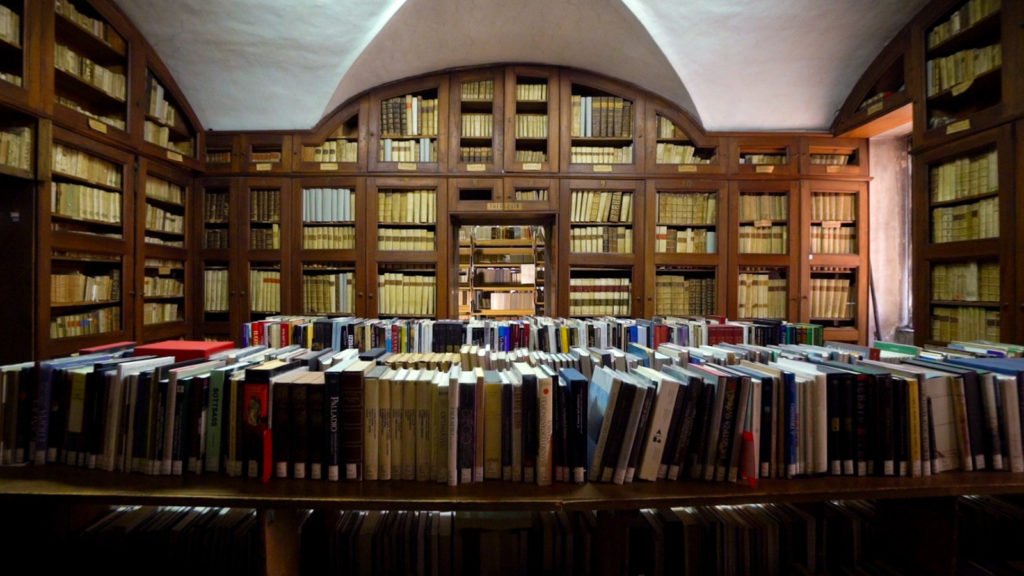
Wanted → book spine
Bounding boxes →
[483,380,502,479]
[325,374,342,480]
[364,377,380,481]
[447,378,459,486]
[272,381,291,479]
[402,379,416,480]
[308,384,325,480]
[205,375,224,473]
[416,377,433,481]
[457,380,475,484]
[571,377,588,483]
[291,383,309,480]
[536,375,554,487]
[340,372,365,481]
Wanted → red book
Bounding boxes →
[133,340,234,362]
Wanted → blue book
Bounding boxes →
[559,367,589,483]
[948,357,1024,376]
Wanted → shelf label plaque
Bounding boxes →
[320,162,339,171]
[522,163,542,171]
[466,164,485,172]
[866,102,884,115]
[88,119,108,134]
[397,162,417,171]
[255,163,272,171]
[677,165,698,173]
[592,164,613,172]
[946,120,971,135]
[755,165,775,174]
[166,151,183,162]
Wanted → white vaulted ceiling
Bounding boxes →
[114,0,930,132]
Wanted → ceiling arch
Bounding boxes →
[115,0,930,133]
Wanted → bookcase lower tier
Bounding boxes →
[4,469,1024,576]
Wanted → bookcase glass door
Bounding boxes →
[456,223,548,319]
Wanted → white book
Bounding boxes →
[378,368,395,481]
[363,366,381,481]
[416,370,436,481]
[403,369,419,480]
[632,367,682,482]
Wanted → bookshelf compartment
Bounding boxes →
[202,263,230,320]
[507,178,555,212]
[654,266,716,316]
[0,1,23,92]
[465,224,545,318]
[450,71,502,172]
[371,78,447,172]
[0,117,33,178]
[505,67,559,172]
[737,190,789,255]
[143,71,197,161]
[141,258,185,327]
[568,267,632,317]
[448,177,502,213]
[248,187,282,250]
[300,114,359,166]
[376,264,436,318]
[52,0,128,135]
[562,73,641,174]
[49,140,126,240]
[651,113,718,172]
[201,185,231,250]
[808,266,857,326]
[241,134,292,173]
[655,189,719,255]
[204,133,239,172]
[737,267,789,321]
[302,264,355,316]
[568,187,635,255]
[248,263,282,318]
[48,251,123,339]
[376,187,437,252]
[810,192,858,255]
[143,175,186,246]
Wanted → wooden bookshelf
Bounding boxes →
[194,177,237,342]
[832,27,914,139]
[645,95,726,175]
[136,157,190,342]
[138,66,199,169]
[504,65,559,173]
[241,133,292,174]
[448,68,503,174]
[913,125,1015,344]
[369,76,448,173]
[292,98,366,174]
[730,135,799,176]
[0,0,40,109]
[560,70,643,175]
[800,136,870,178]
[912,0,1024,148]
[203,131,239,173]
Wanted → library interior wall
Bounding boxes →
[868,135,912,342]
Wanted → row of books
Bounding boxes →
[145,177,184,205]
[249,269,281,313]
[932,260,1000,302]
[810,225,857,254]
[250,150,282,163]
[473,268,526,285]
[0,71,20,87]
[931,196,999,243]
[460,79,493,101]
[142,274,183,298]
[379,138,437,163]
[515,114,548,138]
[737,224,788,254]
[378,227,435,251]
[513,188,548,201]
[931,306,1000,342]
[515,82,547,102]
[378,273,436,317]
[738,153,787,166]
[203,268,229,313]
[143,121,193,156]
[49,306,121,338]
[52,143,122,188]
[460,114,492,138]
[380,95,438,137]
[808,153,853,165]
[457,146,493,163]
[569,226,633,254]
[302,138,358,163]
[249,224,280,250]
[51,269,120,304]
[51,182,122,224]
[146,76,177,127]
[55,0,125,51]
[657,191,717,225]
[57,96,124,130]
[0,125,31,172]
[926,43,1001,98]
[568,277,631,317]
[302,187,355,223]
[54,43,126,101]
[475,291,535,312]
[377,189,436,224]
[144,235,183,247]
[203,228,229,249]
[568,145,633,165]
[203,191,229,222]
[811,192,857,221]
[655,226,716,254]
[738,192,787,220]
[655,142,714,165]
[237,315,827,364]
[656,115,683,139]
[737,273,787,320]
[302,225,355,250]
[144,204,184,234]
[654,274,716,317]
[809,277,853,321]
[927,0,1001,49]
[569,95,634,138]
[249,188,281,223]
[569,190,633,223]
[929,149,998,202]
[514,149,547,163]
[142,302,181,325]
[302,271,356,316]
